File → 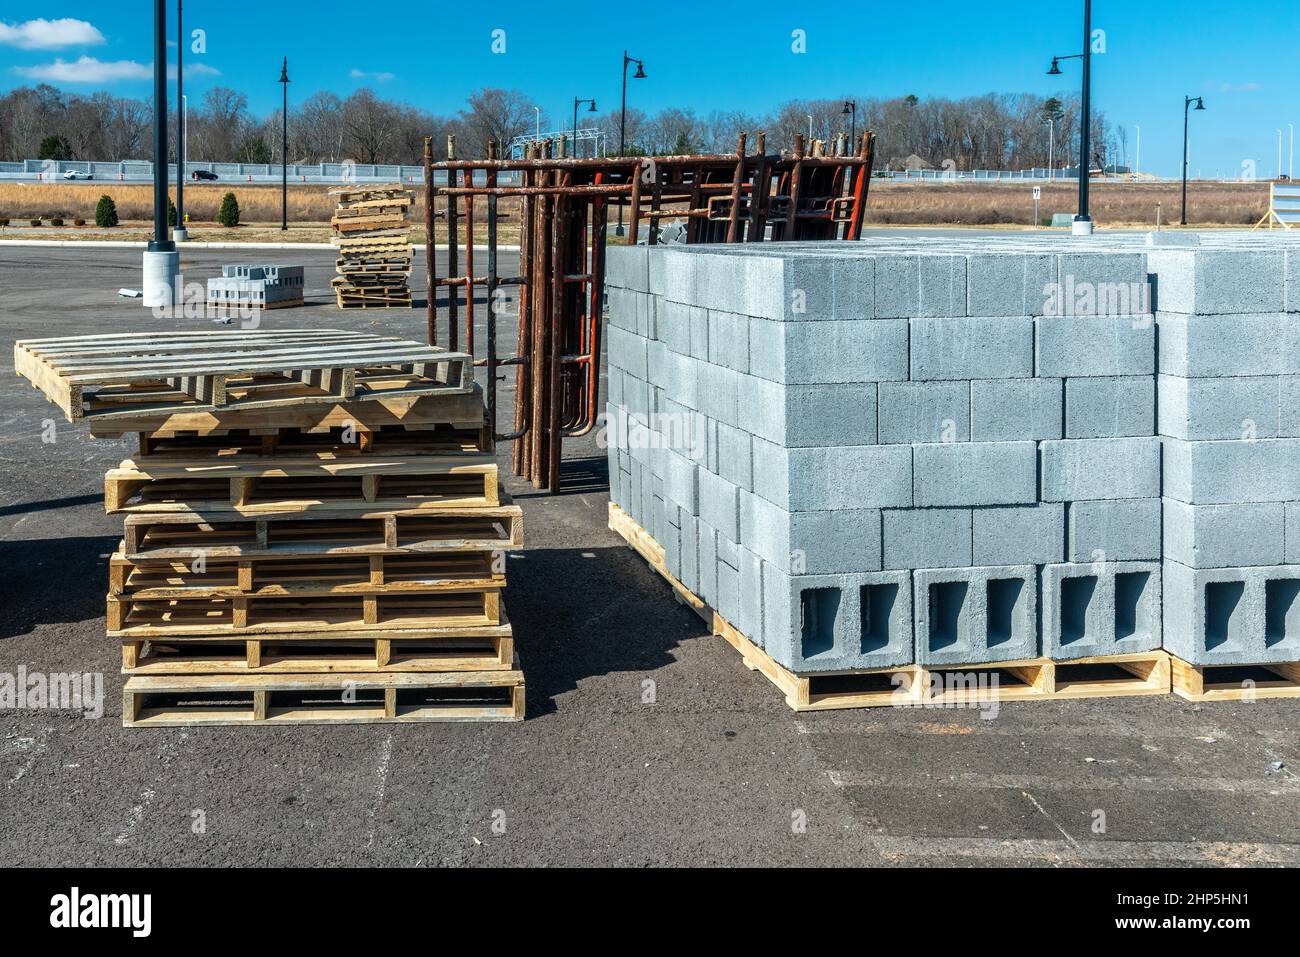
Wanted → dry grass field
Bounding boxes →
[0,178,1275,237]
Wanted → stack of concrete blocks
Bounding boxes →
[1148,245,1300,669]
[206,264,305,308]
[604,234,1300,679]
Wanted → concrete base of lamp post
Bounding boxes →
[142,249,180,308]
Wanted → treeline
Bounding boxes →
[0,84,1121,172]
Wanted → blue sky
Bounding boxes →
[2,3,1298,177]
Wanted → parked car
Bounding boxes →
[192,170,218,181]
[61,169,92,180]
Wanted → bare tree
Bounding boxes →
[457,88,539,157]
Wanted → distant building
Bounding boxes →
[206,264,305,309]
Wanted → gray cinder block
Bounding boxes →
[973,504,1065,566]
[697,468,740,542]
[742,491,883,574]
[970,378,1063,441]
[661,449,699,515]
[786,446,914,511]
[878,382,970,445]
[910,316,1033,381]
[1157,313,1292,377]
[655,299,692,356]
[737,548,764,642]
[1158,375,1280,441]
[913,565,1039,665]
[747,317,783,382]
[1035,315,1155,377]
[1064,376,1156,438]
[607,325,649,380]
[875,254,967,319]
[913,441,1038,507]
[707,310,750,373]
[966,253,1056,317]
[1067,499,1162,562]
[678,513,699,593]
[783,319,909,384]
[734,373,785,444]
[1148,248,1286,315]
[1040,437,1160,501]
[783,254,875,320]
[1163,561,1300,665]
[716,558,740,626]
[761,564,914,673]
[1055,251,1150,296]
[882,508,973,570]
[1042,562,1162,658]
[1161,437,1300,505]
[784,383,878,447]
[606,244,650,292]
[696,519,718,605]
[750,438,790,509]
[1163,500,1286,568]
[715,422,753,490]
[1287,503,1300,564]
[1281,377,1300,438]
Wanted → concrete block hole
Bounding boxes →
[1205,580,1245,651]
[860,582,899,654]
[1115,571,1151,640]
[1060,576,1097,645]
[928,580,968,651]
[986,578,1024,647]
[800,587,840,659]
[1264,579,1300,647]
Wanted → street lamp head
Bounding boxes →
[588,99,598,112]
[1194,97,1206,111]
[279,57,289,83]
[842,101,853,115]
[1047,57,1063,76]
[633,61,646,79]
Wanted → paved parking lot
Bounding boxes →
[1,244,1297,866]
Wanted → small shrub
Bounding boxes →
[0,218,9,227]
[73,218,85,226]
[217,192,240,228]
[29,218,41,227]
[168,197,177,228]
[95,194,118,228]
[50,217,64,227]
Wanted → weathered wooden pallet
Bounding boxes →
[1170,655,1300,702]
[15,330,472,422]
[123,661,525,726]
[120,503,523,561]
[608,503,1173,711]
[122,616,515,675]
[205,296,305,312]
[110,550,504,599]
[104,454,499,513]
[87,388,485,439]
[327,184,410,201]
[135,422,485,459]
[107,586,503,637]
[336,294,413,310]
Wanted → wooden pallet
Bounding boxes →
[1170,655,1300,702]
[205,296,304,312]
[122,662,524,726]
[120,504,523,561]
[104,454,499,513]
[15,330,472,422]
[609,503,1173,711]
[135,422,485,459]
[87,389,485,439]
[123,617,515,675]
[110,550,503,599]
[107,587,503,637]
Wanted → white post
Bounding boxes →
[534,107,540,142]
[1279,130,1284,179]
[807,115,813,140]
[1290,123,1295,179]
[1135,125,1140,176]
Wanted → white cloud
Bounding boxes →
[14,56,151,83]
[0,18,105,50]
[168,63,222,79]
[1218,82,1262,93]
[350,68,395,82]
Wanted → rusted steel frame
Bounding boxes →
[846,131,876,241]
[565,173,607,437]
[786,133,805,241]
[510,152,533,474]
[546,174,569,491]
[464,166,475,359]
[628,160,643,240]
[440,184,631,197]
[445,143,460,353]
[528,168,553,486]
[647,166,663,245]
[423,136,436,346]
[748,132,771,242]
[483,189,498,451]
[725,133,748,243]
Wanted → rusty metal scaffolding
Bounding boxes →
[424,130,877,491]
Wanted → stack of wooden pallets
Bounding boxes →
[330,185,414,309]
[15,330,526,727]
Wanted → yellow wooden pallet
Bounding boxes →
[609,503,1173,712]
[1170,655,1300,702]
[123,660,524,727]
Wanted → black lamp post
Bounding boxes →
[150,0,172,252]
[279,57,289,232]
[1047,0,1094,233]
[175,0,185,240]
[615,51,646,236]
[572,97,596,158]
[1181,96,1206,225]
[842,100,856,149]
